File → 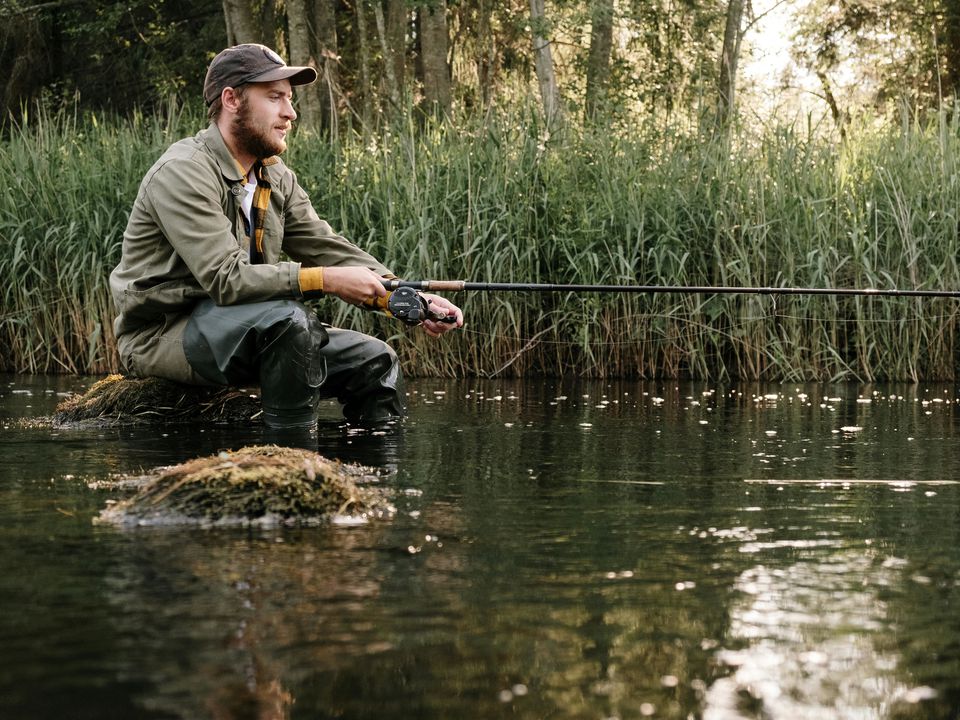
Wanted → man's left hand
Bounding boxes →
[420,293,464,338]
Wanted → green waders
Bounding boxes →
[183,299,405,429]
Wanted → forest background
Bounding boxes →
[3,0,960,382]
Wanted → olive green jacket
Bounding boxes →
[110,123,390,382]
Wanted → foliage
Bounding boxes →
[1,0,225,118]
[4,1,960,130]
[3,102,960,380]
[1,1,735,129]
[792,0,960,119]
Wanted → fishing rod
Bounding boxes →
[383,279,960,299]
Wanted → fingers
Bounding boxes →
[322,267,388,304]
[421,293,464,336]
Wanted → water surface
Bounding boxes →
[2,374,960,719]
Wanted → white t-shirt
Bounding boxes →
[240,169,257,234]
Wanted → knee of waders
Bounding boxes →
[259,304,329,386]
[357,338,401,384]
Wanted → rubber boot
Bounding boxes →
[318,328,406,425]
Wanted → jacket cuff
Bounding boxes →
[299,266,324,294]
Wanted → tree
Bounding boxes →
[419,1,452,115]
[716,0,745,124]
[792,0,960,118]
[613,0,727,120]
[529,0,562,126]
[0,0,225,120]
[222,0,258,45]
[313,0,341,133]
[355,0,375,128]
[585,0,614,120]
[373,1,402,110]
[386,0,409,102]
[286,0,320,124]
[1,9,50,117]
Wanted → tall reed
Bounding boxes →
[3,101,960,380]
[0,101,193,373]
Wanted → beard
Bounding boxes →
[232,100,287,159]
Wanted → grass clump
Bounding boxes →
[53,374,262,426]
[96,445,387,526]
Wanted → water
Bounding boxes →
[2,374,960,719]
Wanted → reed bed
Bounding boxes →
[2,102,960,380]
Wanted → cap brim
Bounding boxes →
[249,66,318,87]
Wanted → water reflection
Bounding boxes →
[4,375,960,718]
[704,554,905,719]
[101,527,390,719]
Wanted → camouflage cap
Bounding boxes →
[203,44,318,105]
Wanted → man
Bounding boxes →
[110,44,462,429]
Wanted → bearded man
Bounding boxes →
[110,44,462,429]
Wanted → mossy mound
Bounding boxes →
[53,374,262,427]
[97,445,390,527]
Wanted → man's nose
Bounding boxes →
[282,98,297,120]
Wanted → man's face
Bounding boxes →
[232,79,297,160]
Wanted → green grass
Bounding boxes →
[3,101,960,380]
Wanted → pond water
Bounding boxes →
[2,373,960,719]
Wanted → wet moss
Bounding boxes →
[53,374,262,427]
[97,445,390,526]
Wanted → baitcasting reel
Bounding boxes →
[369,286,456,325]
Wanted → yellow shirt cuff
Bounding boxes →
[299,267,324,294]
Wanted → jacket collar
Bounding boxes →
[200,122,281,183]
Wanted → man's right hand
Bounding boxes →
[322,267,389,305]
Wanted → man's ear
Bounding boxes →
[221,87,242,114]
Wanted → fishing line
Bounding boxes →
[442,295,960,348]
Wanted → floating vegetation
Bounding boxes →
[52,374,262,427]
[96,445,392,527]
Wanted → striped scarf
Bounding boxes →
[247,161,273,264]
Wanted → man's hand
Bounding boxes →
[420,293,464,338]
[323,267,389,304]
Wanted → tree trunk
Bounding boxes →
[222,0,258,45]
[356,0,374,129]
[386,0,408,100]
[942,0,960,98]
[286,0,319,126]
[313,0,340,134]
[374,2,402,109]
[717,0,745,123]
[419,1,451,116]
[261,0,278,50]
[585,0,613,120]
[2,14,48,118]
[816,68,847,141]
[528,0,562,127]
[476,0,496,106]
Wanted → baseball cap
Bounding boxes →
[203,44,318,105]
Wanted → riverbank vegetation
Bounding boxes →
[3,103,960,381]
[3,0,960,380]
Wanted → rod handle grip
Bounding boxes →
[382,279,466,292]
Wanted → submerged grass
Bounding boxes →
[3,102,960,380]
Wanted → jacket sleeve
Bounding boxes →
[278,172,393,277]
[144,158,303,304]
